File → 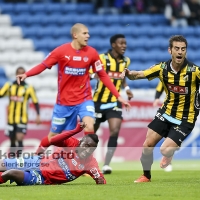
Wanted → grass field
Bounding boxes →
[1,160,200,200]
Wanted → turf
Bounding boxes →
[1,160,200,200]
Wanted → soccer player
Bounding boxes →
[120,35,200,182]
[90,34,133,174]
[0,67,40,157]
[0,122,106,185]
[16,23,131,155]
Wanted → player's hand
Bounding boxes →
[35,115,41,125]
[16,74,27,85]
[117,96,131,111]
[73,122,87,133]
[96,177,106,184]
[126,89,134,100]
[153,99,161,107]
[120,68,131,79]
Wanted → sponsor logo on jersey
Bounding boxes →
[86,106,95,113]
[73,56,82,61]
[95,60,103,71]
[65,67,86,75]
[10,96,23,102]
[71,159,77,166]
[58,158,76,181]
[90,168,100,178]
[167,84,188,94]
[78,164,84,170]
[52,117,66,125]
[83,56,88,62]
[108,71,121,79]
[65,55,70,60]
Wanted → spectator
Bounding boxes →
[145,0,167,14]
[164,0,191,27]
[114,0,134,14]
[94,0,118,14]
[186,0,200,25]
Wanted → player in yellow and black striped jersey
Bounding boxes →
[0,67,40,157]
[90,34,133,174]
[121,35,200,182]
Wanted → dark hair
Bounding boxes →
[16,66,25,75]
[86,134,99,144]
[169,35,187,49]
[110,34,125,45]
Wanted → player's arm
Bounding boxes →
[85,159,106,184]
[28,86,40,124]
[50,122,86,146]
[0,82,10,98]
[153,81,164,107]
[122,58,133,100]
[121,68,146,80]
[17,49,59,84]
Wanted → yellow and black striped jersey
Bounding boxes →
[93,51,130,103]
[144,59,200,126]
[0,81,39,124]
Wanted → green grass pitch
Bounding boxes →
[1,160,200,200]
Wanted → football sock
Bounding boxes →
[140,152,153,179]
[0,172,6,184]
[104,136,118,166]
[35,136,50,155]
[16,141,23,157]
[84,131,94,135]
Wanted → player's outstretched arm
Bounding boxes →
[50,122,86,145]
[16,63,47,85]
[120,68,145,80]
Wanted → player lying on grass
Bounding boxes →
[0,122,106,185]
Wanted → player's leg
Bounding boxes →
[36,104,77,154]
[78,100,95,135]
[1,169,44,185]
[5,124,16,158]
[134,113,169,182]
[102,117,122,174]
[15,124,27,157]
[160,123,193,169]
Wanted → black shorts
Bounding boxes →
[5,123,27,138]
[148,114,194,146]
[94,101,123,124]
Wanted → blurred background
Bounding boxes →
[0,0,200,161]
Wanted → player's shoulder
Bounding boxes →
[85,45,98,53]
[65,137,79,147]
[186,60,200,71]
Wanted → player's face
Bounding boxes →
[77,137,97,159]
[169,41,187,65]
[77,27,90,47]
[16,69,25,75]
[113,38,127,55]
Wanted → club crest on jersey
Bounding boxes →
[183,75,189,81]
[83,56,88,62]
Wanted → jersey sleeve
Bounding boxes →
[42,48,60,69]
[91,50,104,73]
[84,156,106,184]
[143,63,161,80]
[99,54,107,71]
[155,81,164,99]
[125,57,131,68]
[0,82,10,97]
[195,66,200,83]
